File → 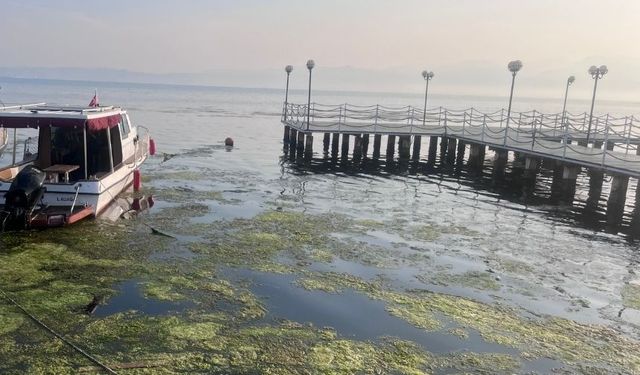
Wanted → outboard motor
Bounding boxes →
[1,165,46,230]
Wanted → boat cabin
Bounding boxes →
[0,104,137,183]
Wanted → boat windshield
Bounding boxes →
[38,126,123,181]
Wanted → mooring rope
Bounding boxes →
[0,288,117,374]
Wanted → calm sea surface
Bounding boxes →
[1,77,639,373]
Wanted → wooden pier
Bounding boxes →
[281,103,640,232]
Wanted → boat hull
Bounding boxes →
[0,156,145,221]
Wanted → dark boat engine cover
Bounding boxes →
[2,165,46,230]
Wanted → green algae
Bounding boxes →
[296,272,382,295]
[413,225,441,241]
[309,248,334,263]
[143,170,208,182]
[411,223,480,242]
[622,283,640,309]
[447,327,469,340]
[146,186,227,204]
[75,313,434,374]
[142,272,234,302]
[491,257,534,275]
[421,271,501,291]
[293,270,640,372]
[308,339,380,373]
[0,308,24,336]
[1,203,638,374]
[385,300,442,331]
[436,352,520,374]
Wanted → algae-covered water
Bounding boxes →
[1,78,640,374]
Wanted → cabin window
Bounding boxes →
[120,114,131,139]
[110,126,123,167]
[50,127,85,179]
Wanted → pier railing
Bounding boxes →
[283,102,640,170]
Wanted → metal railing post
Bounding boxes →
[503,112,509,146]
[625,116,631,156]
[532,110,537,135]
[562,120,568,160]
[602,119,610,166]
[343,103,348,131]
[462,112,467,137]
[374,104,379,133]
[444,110,448,136]
[481,115,486,142]
[409,106,415,135]
[531,121,536,150]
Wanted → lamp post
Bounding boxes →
[283,65,293,121]
[421,70,434,126]
[505,60,523,128]
[561,75,575,132]
[306,59,315,131]
[503,60,523,145]
[586,65,608,143]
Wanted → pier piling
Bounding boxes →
[289,128,298,155]
[631,180,640,234]
[341,134,350,159]
[323,133,330,153]
[446,138,457,164]
[373,134,382,159]
[387,135,396,161]
[353,135,363,162]
[283,125,290,144]
[305,134,313,159]
[559,165,580,203]
[439,137,449,162]
[521,157,539,197]
[297,132,305,155]
[331,133,340,158]
[428,136,439,165]
[413,136,422,161]
[607,175,629,228]
[362,134,370,158]
[456,141,466,165]
[399,136,411,160]
[586,169,604,211]
[492,149,508,179]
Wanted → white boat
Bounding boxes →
[0,104,154,229]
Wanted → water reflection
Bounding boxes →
[282,150,640,240]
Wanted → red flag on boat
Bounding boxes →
[88,90,98,107]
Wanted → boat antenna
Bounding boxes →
[0,85,5,109]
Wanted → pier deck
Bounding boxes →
[281,102,640,231]
[282,103,640,177]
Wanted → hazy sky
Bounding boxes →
[1,0,639,99]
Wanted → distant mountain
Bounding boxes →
[0,63,638,102]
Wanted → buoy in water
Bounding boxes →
[133,169,141,191]
[149,139,156,155]
[225,137,234,147]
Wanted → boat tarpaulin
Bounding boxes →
[0,114,121,132]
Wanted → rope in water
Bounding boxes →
[0,288,117,374]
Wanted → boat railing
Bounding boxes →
[135,126,151,166]
[0,103,46,111]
